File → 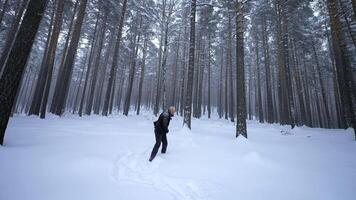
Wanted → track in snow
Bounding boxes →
[112,149,215,200]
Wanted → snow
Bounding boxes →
[1,112,356,200]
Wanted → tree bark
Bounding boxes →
[207,33,211,118]
[78,11,99,117]
[51,0,87,115]
[0,0,48,145]
[262,14,273,123]
[50,0,78,113]
[123,16,142,116]
[183,0,196,129]
[40,0,66,119]
[137,36,148,115]
[228,14,234,122]
[327,0,356,139]
[154,0,167,116]
[102,0,128,116]
[255,32,264,123]
[236,0,247,138]
[28,4,55,116]
[0,0,28,76]
[0,0,9,31]
[86,10,108,115]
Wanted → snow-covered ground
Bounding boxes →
[1,112,356,200]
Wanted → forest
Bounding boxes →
[0,0,355,143]
[0,0,356,199]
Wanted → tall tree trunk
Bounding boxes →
[255,32,264,123]
[29,4,55,116]
[218,46,224,118]
[311,38,330,127]
[224,44,228,120]
[154,0,167,116]
[40,0,66,119]
[276,0,291,126]
[109,75,116,114]
[179,23,188,116]
[197,41,205,118]
[50,0,78,113]
[116,66,126,112]
[193,37,201,118]
[228,14,235,122]
[102,0,127,116]
[160,4,172,111]
[95,28,116,115]
[78,11,99,117]
[301,54,312,126]
[0,0,48,145]
[86,10,108,115]
[327,0,356,139]
[72,55,87,114]
[262,14,273,123]
[207,33,211,118]
[123,16,142,116]
[137,36,148,115]
[291,39,306,126]
[236,0,247,138]
[171,32,181,108]
[183,0,196,129]
[248,56,253,120]
[51,0,88,115]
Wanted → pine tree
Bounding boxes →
[0,0,48,145]
[102,0,128,116]
[51,0,88,116]
[183,0,196,129]
[236,0,247,138]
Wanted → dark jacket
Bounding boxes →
[154,111,172,134]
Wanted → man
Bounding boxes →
[149,106,176,162]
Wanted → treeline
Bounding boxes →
[0,0,355,145]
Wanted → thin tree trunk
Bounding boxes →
[102,0,128,116]
[72,57,86,114]
[50,0,78,113]
[179,23,188,116]
[154,0,167,116]
[207,33,211,118]
[262,14,273,123]
[86,10,108,115]
[29,4,55,116]
[228,14,234,122]
[123,16,142,116]
[255,32,264,123]
[171,32,181,108]
[40,0,66,119]
[311,38,330,127]
[137,36,148,115]
[78,12,99,116]
[51,0,86,115]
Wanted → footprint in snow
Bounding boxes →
[112,150,210,200]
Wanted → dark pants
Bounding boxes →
[149,130,168,161]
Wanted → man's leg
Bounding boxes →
[149,131,162,161]
[161,133,168,154]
